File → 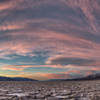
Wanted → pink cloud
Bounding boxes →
[2,66,23,71]
[0,28,99,60]
[0,0,23,11]
[1,64,64,71]
[0,1,14,11]
[64,0,100,33]
[0,24,25,31]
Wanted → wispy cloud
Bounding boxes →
[64,0,100,33]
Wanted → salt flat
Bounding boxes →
[0,80,100,100]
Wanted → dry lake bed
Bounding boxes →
[0,80,100,100]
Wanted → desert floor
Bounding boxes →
[0,80,100,100]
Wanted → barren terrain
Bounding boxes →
[0,80,100,100]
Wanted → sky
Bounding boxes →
[0,0,100,80]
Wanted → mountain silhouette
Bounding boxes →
[0,76,38,81]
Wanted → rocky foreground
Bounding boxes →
[0,80,100,100]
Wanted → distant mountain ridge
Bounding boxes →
[79,73,100,80]
[1,73,100,81]
[0,76,38,81]
[66,73,100,81]
[47,73,100,81]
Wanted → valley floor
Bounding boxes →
[0,80,100,100]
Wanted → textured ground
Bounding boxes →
[0,80,100,100]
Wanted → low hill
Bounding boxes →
[0,76,38,81]
[47,73,100,81]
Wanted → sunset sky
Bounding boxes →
[0,0,100,80]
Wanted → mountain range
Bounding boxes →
[47,73,100,81]
[0,76,38,81]
[0,73,100,81]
